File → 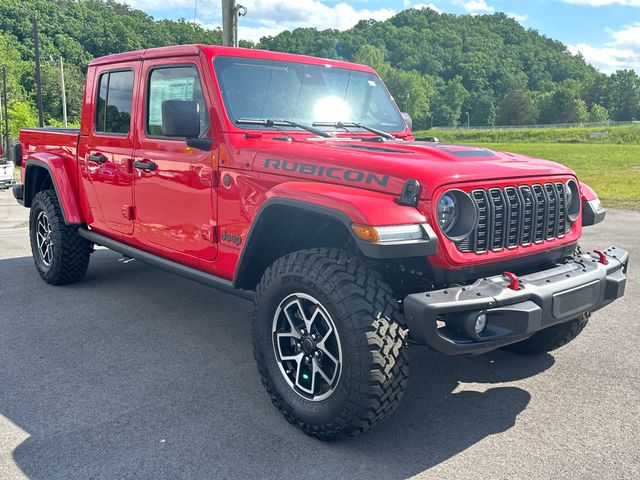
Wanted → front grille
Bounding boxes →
[457,182,570,254]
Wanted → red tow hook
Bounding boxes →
[593,249,608,265]
[503,271,520,290]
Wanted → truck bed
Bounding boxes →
[19,127,81,193]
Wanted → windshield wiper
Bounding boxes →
[312,121,395,140]
[236,118,332,138]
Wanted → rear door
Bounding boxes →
[79,64,138,234]
[132,57,217,261]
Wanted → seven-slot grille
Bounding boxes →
[456,182,570,254]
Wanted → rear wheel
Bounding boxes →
[252,248,409,440]
[503,313,590,355]
[29,189,91,285]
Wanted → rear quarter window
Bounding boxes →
[95,70,134,134]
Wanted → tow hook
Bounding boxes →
[503,271,520,290]
[592,249,608,265]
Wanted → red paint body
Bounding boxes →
[19,45,596,282]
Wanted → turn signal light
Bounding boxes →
[351,224,380,242]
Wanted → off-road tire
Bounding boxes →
[503,313,590,355]
[252,248,409,440]
[29,189,91,285]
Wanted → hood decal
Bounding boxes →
[263,158,390,187]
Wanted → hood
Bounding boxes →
[246,136,575,199]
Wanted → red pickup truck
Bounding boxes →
[10,44,628,439]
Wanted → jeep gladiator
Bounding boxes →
[10,45,628,439]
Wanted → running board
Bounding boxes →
[78,228,254,301]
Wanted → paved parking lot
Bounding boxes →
[0,189,638,479]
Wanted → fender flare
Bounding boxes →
[23,157,83,225]
[233,183,438,289]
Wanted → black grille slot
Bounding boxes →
[555,182,567,236]
[504,187,521,248]
[532,184,547,243]
[457,182,571,254]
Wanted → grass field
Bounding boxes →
[474,143,640,210]
[414,123,640,144]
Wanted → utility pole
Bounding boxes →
[19,4,44,127]
[2,66,9,156]
[60,57,67,127]
[222,0,247,47]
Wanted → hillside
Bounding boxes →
[0,0,638,133]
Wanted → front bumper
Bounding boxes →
[404,246,628,355]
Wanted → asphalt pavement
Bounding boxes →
[0,189,638,479]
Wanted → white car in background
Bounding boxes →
[0,159,14,189]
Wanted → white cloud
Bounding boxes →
[506,12,527,22]
[560,0,640,6]
[126,0,397,42]
[608,21,640,45]
[569,22,640,73]
[405,2,442,14]
[455,0,495,14]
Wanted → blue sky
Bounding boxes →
[125,1,640,73]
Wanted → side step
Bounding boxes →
[78,228,254,301]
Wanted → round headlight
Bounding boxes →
[436,189,478,240]
[564,183,573,209]
[565,179,580,222]
[437,193,458,233]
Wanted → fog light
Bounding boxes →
[474,313,487,334]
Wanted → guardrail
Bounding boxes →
[434,121,638,131]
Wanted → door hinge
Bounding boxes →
[201,225,218,243]
[213,170,219,188]
[122,205,135,221]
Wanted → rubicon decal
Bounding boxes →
[263,158,389,187]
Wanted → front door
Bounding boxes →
[132,58,217,261]
[79,64,137,234]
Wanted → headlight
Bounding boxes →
[436,193,458,233]
[565,179,580,222]
[435,189,478,240]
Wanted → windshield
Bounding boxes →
[213,56,406,133]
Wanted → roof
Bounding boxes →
[88,44,375,73]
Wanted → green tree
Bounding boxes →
[538,85,588,124]
[431,76,468,127]
[379,66,436,129]
[607,70,640,121]
[7,101,38,139]
[588,104,610,123]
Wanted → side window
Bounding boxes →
[146,66,210,137]
[95,70,134,134]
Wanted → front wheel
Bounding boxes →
[252,248,409,440]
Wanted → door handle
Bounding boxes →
[87,154,106,164]
[133,160,157,171]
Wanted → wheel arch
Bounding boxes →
[23,157,83,225]
[233,199,356,290]
[233,196,438,290]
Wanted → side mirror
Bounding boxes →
[162,100,201,138]
[401,112,413,131]
[9,142,22,167]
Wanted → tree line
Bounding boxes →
[0,0,639,136]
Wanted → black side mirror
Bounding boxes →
[9,142,22,167]
[162,100,201,138]
[401,112,413,131]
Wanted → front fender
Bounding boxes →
[24,155,83,224]
[266,181,428,226]
[233,182,438,288]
